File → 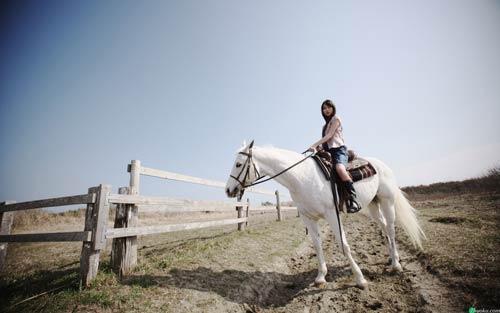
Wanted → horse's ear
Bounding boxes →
[241,140,247,148]
[249,140,254,148]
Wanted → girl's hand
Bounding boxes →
[307,146,317,153]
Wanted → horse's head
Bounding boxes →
[225,140,260,199]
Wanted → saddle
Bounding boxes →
[312,149,377,212]
[312,150,377,182]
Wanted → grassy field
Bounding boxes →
[1,210,307,313]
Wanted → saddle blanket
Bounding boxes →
[312,151,377,182]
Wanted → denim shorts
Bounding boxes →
[328,146,348,167]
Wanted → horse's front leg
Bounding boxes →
[325,211,368,289]
[300,213,328,287]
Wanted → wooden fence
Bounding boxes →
[0,160,295,288]
[0,186,108,289]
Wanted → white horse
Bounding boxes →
[225,141,426,289]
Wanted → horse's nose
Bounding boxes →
[225,188,230,196]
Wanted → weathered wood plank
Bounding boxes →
[280,207,297,211]
[137,204,241,213]
[0,231,92,242]
[0,194,96,213]
[0,201,15,271]
[275,190,282,221]
[137,205,296,214]
[140,166,225,187]
[248,206,296,212]
[245,187,278,196]
[80,186,100,289]
[139,166,275,195]
[92,185,111,250]
[236,206,244,231]
[125,161,140,273]
[111,187,139,277]
[106,217,248,239]
[107,194,244,207]
[246,198,250,227]
[110,194,245,211]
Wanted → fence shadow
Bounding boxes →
[0,266,79,309]
[122,265,354,308]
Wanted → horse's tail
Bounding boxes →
[394,188,426,250]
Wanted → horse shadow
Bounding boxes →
[122,265,355,308]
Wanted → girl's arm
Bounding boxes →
[309,117,340,151]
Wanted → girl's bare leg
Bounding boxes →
[335,164,351,182]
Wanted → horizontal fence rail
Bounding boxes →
[135,165,276,196]
[249,206,297,212]
[108,194,244,207]
[0,194,96,213]
[0,231,92,243]
[108,194,245,213]
[137,204,240,213]
[106,217,248,239]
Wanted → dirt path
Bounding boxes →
[254,213,463,313]
[122,212,464,313]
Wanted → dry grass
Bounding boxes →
[402,166,500,199]
[403,192,500,309]
[12,208,86,230]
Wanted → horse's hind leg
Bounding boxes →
[368,201,388,235]
[368,201,392,262]
[379,197,402,272]
[324,211,368,289]
[300,214,328,287]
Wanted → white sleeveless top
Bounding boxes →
[325,116,345,148]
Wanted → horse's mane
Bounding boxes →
[257,145,303,162]
[236,143,303,163]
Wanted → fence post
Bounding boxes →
[80,184,111,289]
[122,160,140,272]
[0,201,15,272]
[111,187,138,276]
[245,198,250,227]
[236,204,244,231]
[275,190,282,221]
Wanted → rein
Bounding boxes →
[230,147,314,190]
[244,152,313,188]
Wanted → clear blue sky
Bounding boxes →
[1,0,499,208]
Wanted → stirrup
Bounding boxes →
[346,199,362,213]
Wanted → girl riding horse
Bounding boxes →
[308,99,361,213]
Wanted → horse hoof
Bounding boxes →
[356,279,369,290]
[390,264,403,273]
[314,281,327,289]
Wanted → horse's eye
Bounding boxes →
[236,163,242,168]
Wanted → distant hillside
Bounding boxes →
[402,166,500,196]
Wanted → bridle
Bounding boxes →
[229,149,262,190]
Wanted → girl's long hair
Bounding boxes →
[321,99,336,137]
